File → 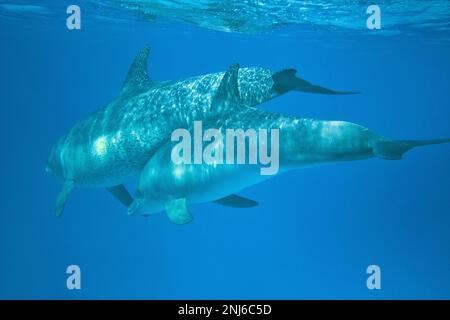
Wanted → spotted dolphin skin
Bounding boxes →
[130,106,450,225]
[47,46,354,216]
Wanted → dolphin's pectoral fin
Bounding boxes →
[373,139,450,160]
[165,198,193,225]
[55,180,74,217]
[272,69,359,95]
[128,198,154,216]
[214,194,259,208]
[106,184,134,208]
[212,63,242,113]
[127,199,141,216]
[121,45,152,96]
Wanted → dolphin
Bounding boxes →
[129,106,450,224]
[46,46,355,216]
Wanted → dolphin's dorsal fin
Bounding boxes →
[120,45,152,96]
[165,198,193,225]
[211,63,242,113]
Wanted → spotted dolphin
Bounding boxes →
[130,106,450,224]
[46,46,354,216]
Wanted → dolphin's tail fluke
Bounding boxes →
[272,69,359,95]
[373,138,450,160]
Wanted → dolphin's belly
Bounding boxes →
[187,166,274,204]
[138,157,272,204]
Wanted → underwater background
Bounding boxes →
[1,0,450,299]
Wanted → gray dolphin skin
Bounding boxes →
[46,46,353,216]
[130,106,450,224]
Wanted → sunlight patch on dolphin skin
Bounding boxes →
[174,167,185,179]
[111,131,123,145]
[93,135,108,156]
[320,121,345,139]
[130,129,144,146]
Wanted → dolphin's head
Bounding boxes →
[46,136,65,177]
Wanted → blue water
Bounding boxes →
[1,1,450,299]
